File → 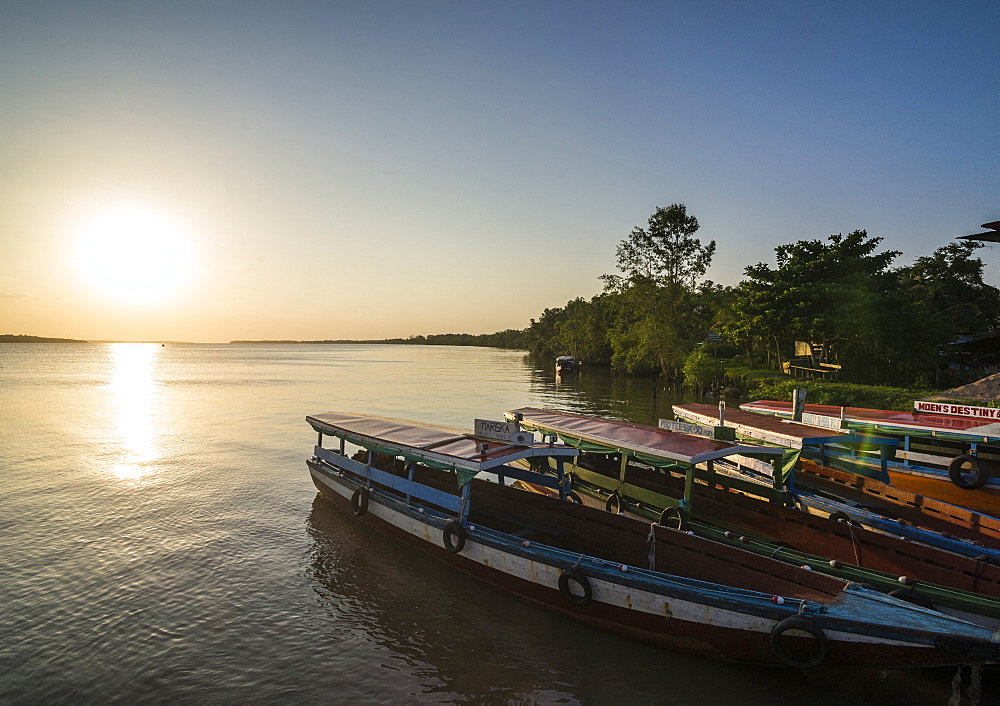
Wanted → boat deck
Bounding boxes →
[671,403,893,450]
[506,407,782,464]
[743,400,1000,439]
[307,412,576,473]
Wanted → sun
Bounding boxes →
[77,208,193,302]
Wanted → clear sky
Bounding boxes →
[2,1,997,342]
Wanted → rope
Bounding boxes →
[647,523,657,570]
[843,518,863,567]
[969,663,982,706]
[948,666,962,706]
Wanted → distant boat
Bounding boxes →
[555,355,578,373]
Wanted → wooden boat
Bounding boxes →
[507,407,1000,628]
[674,402,900,481]
[674,402,1000,553]
[742,399,1000,513]
[307,411,1000,668]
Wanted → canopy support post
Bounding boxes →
[459,479,472,524]
[878,446,891,483]
[405,462,415,504]
[683,463,697,510]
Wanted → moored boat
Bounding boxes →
[742,399,1000,513]
[307,410,1000,668]
[555,355,579,373]
[506,407,1000,627]
[674,402,1000,550]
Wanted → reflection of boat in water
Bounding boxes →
[737,400,1000,514]
[306,410,1000,668]
[555,356,578,373]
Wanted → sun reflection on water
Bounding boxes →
[108,343,160,480]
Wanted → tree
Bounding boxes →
[683,346,717,392]
[899,241,1000,336]
[523,306,568,358]
[554,295,614,363]
[601,204,716,378]
[728,230,902,381]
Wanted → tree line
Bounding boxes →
[521,204,1000,388]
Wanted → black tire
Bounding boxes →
[558,569,592,606]
[888,588,935,610]
[566,491,584,504]
[828,511,857,525]
[657,506,689,531]
[605,492,622,514]
[351,486,370,516]
[770,616,829,669]
[949,455,992,490]
[442,520,467,553]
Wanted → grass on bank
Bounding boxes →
[722,362,939,411]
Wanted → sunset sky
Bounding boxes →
[2,1,998,342]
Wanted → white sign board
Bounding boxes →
[800,412,846,430]
[474,419,534,445]
[659,419,714,437]
[913,401,1000,421]
[475,418,515,441]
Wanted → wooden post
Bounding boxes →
[792,388,807,422]
[771,456,785,494]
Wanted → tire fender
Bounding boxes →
[443,519,467,553]
[770,616,829,669]
[558,569,592,606]
[351,486,370,516]
[657,506,689,531]
[949,455,992,490]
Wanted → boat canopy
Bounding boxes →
[743,400,1000,442]
[505,407,783,467]
[675,403,899,451]
[307,412,578,485]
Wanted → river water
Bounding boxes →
[0,343,986,704]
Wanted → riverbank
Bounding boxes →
[721,363,1000,411]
